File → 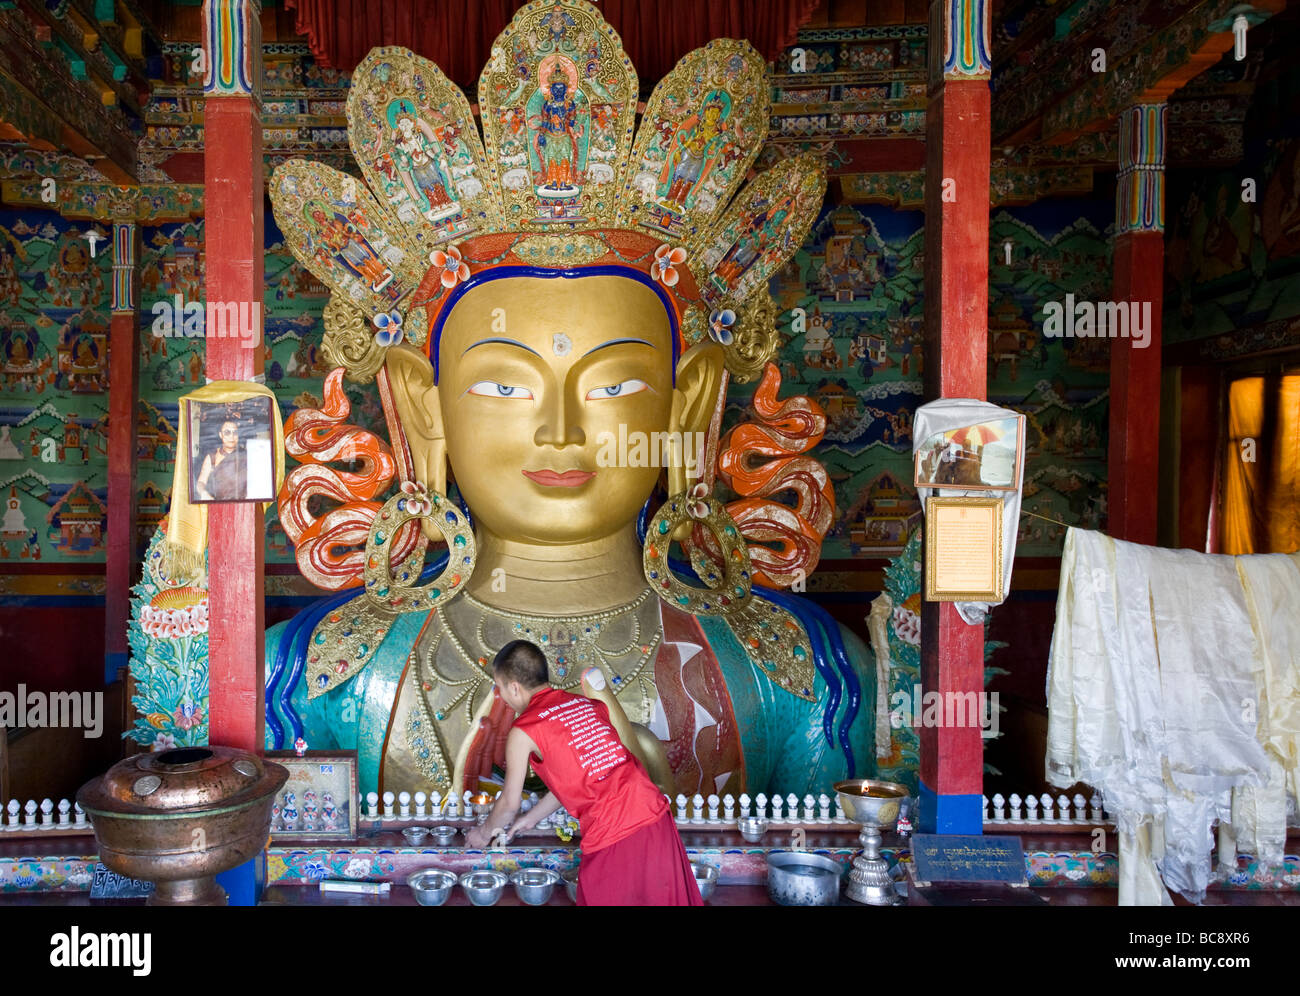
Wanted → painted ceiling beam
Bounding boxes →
[835,164,1094,209]
[13,0,143,113]
[0,177,203,221]
[42,0,155,96]
[0,11,136,180]
[993,0,1286,147]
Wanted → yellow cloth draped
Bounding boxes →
[1222,373,1300,555]
[161,381,285,582]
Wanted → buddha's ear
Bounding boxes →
[669,340,724,495]
[383,344,447,495]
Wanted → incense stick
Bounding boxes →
[1020,508,1075,530]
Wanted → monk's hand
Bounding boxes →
[505,811,537,842]
[465,825,492,848]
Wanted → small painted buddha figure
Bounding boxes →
[266,0,877,803]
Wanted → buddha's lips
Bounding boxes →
[522,469,595,487]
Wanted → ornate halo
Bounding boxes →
[363,481,476,613]
[642,491,752,615]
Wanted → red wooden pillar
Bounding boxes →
[918,0,991,834]
[1107,104,1165,545]
[202,0,265,752]
[105,219,140,684]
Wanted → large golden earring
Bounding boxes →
[643,485,752,615]
[364,480,475,613]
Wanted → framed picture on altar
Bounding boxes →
[264,750,358,840]
[924,496,1004,602]
[914,415,1025,491]
[186,396,276,503]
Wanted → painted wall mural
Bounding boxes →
[0,192,1115,570]
[1164,48,1300,349]
[136,214,389,565]
[720,197,1111,562]
[989,200,1112,551]
[0,210,112,563]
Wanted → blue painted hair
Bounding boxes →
[427,265,682,385]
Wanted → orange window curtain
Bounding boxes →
[1220,372,1300,554]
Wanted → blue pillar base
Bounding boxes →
[918,781,983,835]
[216,856,264,907]
[105,651,128,684]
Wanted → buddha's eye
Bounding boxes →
[585,378,649,401]
[467,381,533,399]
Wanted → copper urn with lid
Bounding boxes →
[77,746,288,906]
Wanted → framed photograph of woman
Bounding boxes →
[914,415,1026,492]
[187,396,277,503]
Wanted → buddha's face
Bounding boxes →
[434,275,676,545]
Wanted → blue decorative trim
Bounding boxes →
[265,552,451,748]
[104,651,128,685]
[635,496,653,545]
[428,265,681,384]
[752,584,859,778]
[454,491,474,533]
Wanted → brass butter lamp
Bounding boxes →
[834,778,907,906]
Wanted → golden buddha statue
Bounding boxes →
[265,0,878,801]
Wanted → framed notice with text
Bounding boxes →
[924,497,1004,602]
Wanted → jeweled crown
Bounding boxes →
[269,0,825,381]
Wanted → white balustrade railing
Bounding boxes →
[3,797,89,831]
[983,792,1106,827]
[1,788,1110,835]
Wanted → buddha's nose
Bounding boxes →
[533,396,585,448]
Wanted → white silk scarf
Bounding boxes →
[1046,529,1297,904]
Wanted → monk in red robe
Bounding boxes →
[466,640,702,906]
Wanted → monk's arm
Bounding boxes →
[511,788,563,836]
[471,727,534,845]
[195,453,215,500]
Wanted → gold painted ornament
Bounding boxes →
[724,596,817,703]
[643,488,752,615]
[363,481,476,614]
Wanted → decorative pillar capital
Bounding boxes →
[1116,103,1166,234]
[202,0,263,100]
[932,0,992,82]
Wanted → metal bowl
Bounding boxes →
[766,851,843,906]
[833,779,908,828]
[691,861,719,901]
[428,825,458,845]
[402,826,430,845]
[76,746,287,906]
[561,865,579,903]
[737,816,769,843]
[459,869,508,906]
[510,867,560,906]
[407,868,456,906]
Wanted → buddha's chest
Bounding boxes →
[378,591,745,798]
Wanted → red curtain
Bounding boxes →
[283,0,820,88]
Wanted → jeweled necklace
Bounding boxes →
[458,587,661,685]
